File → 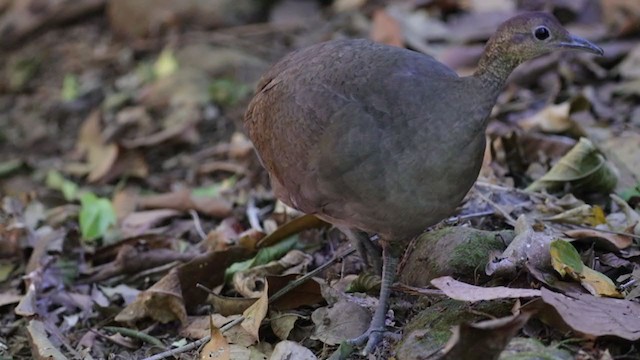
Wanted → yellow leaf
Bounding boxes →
[579,267,623,298]
[550,240,583,279]
[241,282,269,343]
[586,205,607,226]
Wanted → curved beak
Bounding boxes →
[558,35,604,56]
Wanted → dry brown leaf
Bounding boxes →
[115,248,253,324]
[485,215,553,277]
[116,266,188,324]
[311,299,370,345]
[601,0,640,36]
[564,229,633,250]
[441,311,534,360]
[233,250,312,298]
[180,314,255,346]
[0,0,105,48]
[270,313,302,341]
[257,214,329,248]
[76,111,119,182]
[370,8,404,47]
[178,248,255,312]
[0,291,21,307]
[26,319,67,360]
[199,318,230,360]
[207,293,257,317]
[431,276,541,302]
[120,209,181,238]
[241,282,269,343]
[138,189,232,218]
[267,274,324,311]
[271,340,317,360]
[538,288,640,340]
[112,187,139,221]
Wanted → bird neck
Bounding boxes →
[473,43,521,92]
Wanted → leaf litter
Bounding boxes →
[1,0,640,359]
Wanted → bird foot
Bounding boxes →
[347,326,386,355]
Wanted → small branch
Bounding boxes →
[189,209,207,241]
[473,188,518,226]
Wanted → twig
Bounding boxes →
[246,197,264,232]
[189,210,207,241]
[142,247,357,360]
[620,278,637,291]
[475,181,552,200]
[445,209,496,224]
[103,326,165,348]
[473,189,518,226]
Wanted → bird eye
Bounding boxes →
[534,26,550,41]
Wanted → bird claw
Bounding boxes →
[347,327,386,355]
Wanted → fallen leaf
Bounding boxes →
[564,229,632,250]
[518,97,589,135]
[115,266,188,324]
[120,209,181,238]
[441,311,534,360]
[271,340,317,360]
[270,313,302,341]
[431,276,541,302]
[538,288,640,340]
[267,274,324,311]
[579,267,623,298]
[0,290,21,307]
[199,318,230,360]
[233,250,312,298]
[207,293,257,317]
[311,299,370,345]
[544,204,607,226]
[241,282,269,343]
[138,189,232,218]
[257,214,329,248]
[526,138,618,195]
[26,320,67,360]
[485,215,553,277]
[370,8,404,47]
[550,239,584,278]
[550,240,622,297]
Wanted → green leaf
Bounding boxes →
[153,48,178,79]
[191,178,237,198]
[619,182,640,202]
[79,192,116,242]
[62,74,80,101]
[209,78,251,106]
[46,170,79,201]
[0,159,23,178]
[549,239,583,278]
[224,235,300,282]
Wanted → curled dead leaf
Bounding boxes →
[526,138,618,195]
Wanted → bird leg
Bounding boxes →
[347,242,399,354]
[340,227,383,273]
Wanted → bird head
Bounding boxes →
[488,12,603,62]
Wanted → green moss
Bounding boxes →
[396,299,513,359]
[449,231,506,275]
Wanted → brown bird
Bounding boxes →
[244,12,602,354]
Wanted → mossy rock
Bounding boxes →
[399,227,515,287]
[500,338,572,360]
[396,299,513,360]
